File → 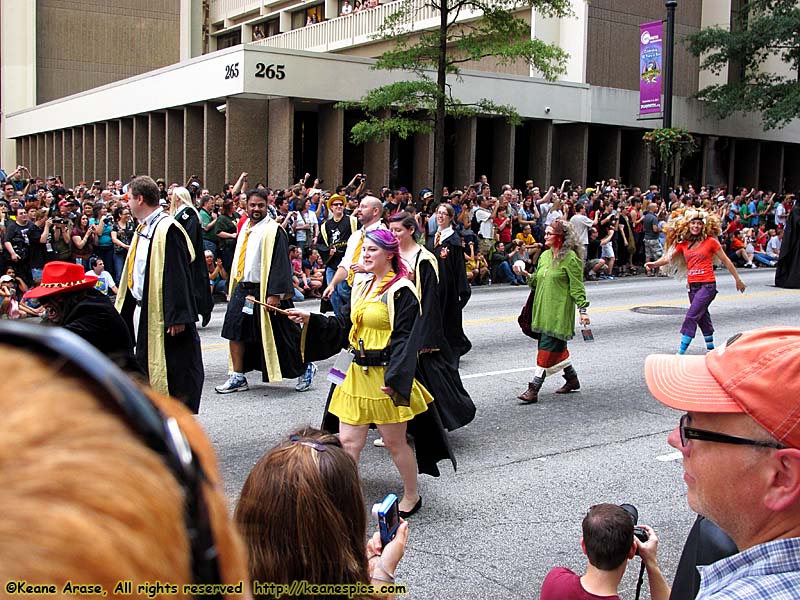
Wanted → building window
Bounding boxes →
[292,5,324,29]
[217,29,242,49]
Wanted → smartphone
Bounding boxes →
[373,493,400,546]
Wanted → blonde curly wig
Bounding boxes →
[662,208,722,279]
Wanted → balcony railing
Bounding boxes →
[210,0,263,23]
[251,0,482,53]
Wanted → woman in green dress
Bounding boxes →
[518,218,591,404]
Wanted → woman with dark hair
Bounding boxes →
[91,204,116,282]
[288,230,453,517]
[71,213,97,270]
[170,186,214,327]
[111,206,135,280]
[518,219,591,404]
[235,427,408,598]
[425,203,472,358]
[390,214,475,431]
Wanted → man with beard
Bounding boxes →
[24,261,137,373]
[316,193,358,316]
[216,188,317,394]
[116,176,204,413]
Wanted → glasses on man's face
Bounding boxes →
[679,414,785,450]
[331,203,343,207]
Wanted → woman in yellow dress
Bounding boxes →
[288,229,450,518]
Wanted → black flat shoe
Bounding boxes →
[398,496,422,518]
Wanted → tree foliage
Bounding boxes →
[337,0,573,193]
[685,0,800,130]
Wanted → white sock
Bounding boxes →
[232,371,244,380]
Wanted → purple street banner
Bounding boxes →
[639,21,663,115]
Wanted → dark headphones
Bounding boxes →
[0,321,223,592]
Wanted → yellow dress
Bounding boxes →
[329,277,432,426]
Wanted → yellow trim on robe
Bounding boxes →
[413,246,439,313]
[115,216,195,396]
[226,218,285,381]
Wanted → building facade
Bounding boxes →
[2,0,798,192]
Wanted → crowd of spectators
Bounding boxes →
[2,161,795,320]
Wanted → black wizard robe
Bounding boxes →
[116,211,204,413]
[316,214,359,313]
[426,230,472,357]
[302,277,456,477]
[175,205,214,323]
[62,288,141,376]
[411,248,476,431]
[776,202,800,289]
[225,218,305,381]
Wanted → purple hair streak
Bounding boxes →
[365,229,409,291]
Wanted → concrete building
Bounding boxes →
[2,0,798,193]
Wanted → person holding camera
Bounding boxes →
[3,207,34,285]
[540,503,669,600]
[90,204,116,282]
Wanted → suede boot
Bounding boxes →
[555,365,580,394]
[518,375,544,403]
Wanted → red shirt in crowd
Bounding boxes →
[540,567,620,600]
[673,237,721,284]
[493,216,512,243]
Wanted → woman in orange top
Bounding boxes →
[646,210,746,354]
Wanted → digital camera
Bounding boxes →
[372,493,400,547]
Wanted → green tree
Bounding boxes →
[685,0,800,130]
[338,0,573,198]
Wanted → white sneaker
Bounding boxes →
[373,437,385,447]
[215,375,248,394]
[295,363,318,392]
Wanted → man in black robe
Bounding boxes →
[215,188,315,394]
[116,176,204,413]
[776,197,800,289]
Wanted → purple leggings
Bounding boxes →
[681,282,717,338]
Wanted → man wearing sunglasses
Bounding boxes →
[645,327,800,600]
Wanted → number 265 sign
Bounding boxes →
[224,62,287,80]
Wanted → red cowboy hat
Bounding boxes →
[24,261,98,300]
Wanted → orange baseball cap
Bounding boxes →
[645,327,800,449]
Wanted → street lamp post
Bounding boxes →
[661,0,677,199]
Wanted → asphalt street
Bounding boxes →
[196,268,800,599]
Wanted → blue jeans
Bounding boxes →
[494,261,515,283]
[113,253,127,285]
[293,287,306,303]
[212,279,228,295]
[203,239,218,259]
[326,266,352,316]
[753,252,776,266]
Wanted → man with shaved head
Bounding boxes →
[322,195,386,314]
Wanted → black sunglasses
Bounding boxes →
[0,321,223,593]
[679,414,785,450]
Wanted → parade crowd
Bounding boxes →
[1,161,800,600]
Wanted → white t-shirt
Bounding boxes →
[87,270,116,294]
[475,207,493,239]
[766,235,782,256]
[570,214,594,246]
[775,203,787,228]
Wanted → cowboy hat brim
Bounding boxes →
[24,276,99,300]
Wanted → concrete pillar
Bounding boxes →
[119,119,134,181]
[19,138,28,174]
[185,106,204,186]
[132,115,149,176]
[53,131,63,181]
[46,132,56,178]
[554,123,588,186]
[94,124,107,183]
[148,113,167,180]
[317,104,344,190]
[732,139,760,191]
[784,144,800,192]
[83,125,95,183]
[204,103,226,193]
[454,117,477,189]
[37,134,46,180]
[759,143,783,193]
[491,120,515,186]
[413,130,434,197]
[165,109,184,185]
[529,121,553,187]
[62,130,73,188]
[364,126,390,189]
[16,139,23,170]
[727,140,736,193]
[107,122,120,182]
[72,127,84,186]
[597,127,621,181]
[267,98,294,189]
[630,132,652,189]
[228,97,269,185]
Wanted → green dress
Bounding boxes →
[530,249,589,341]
